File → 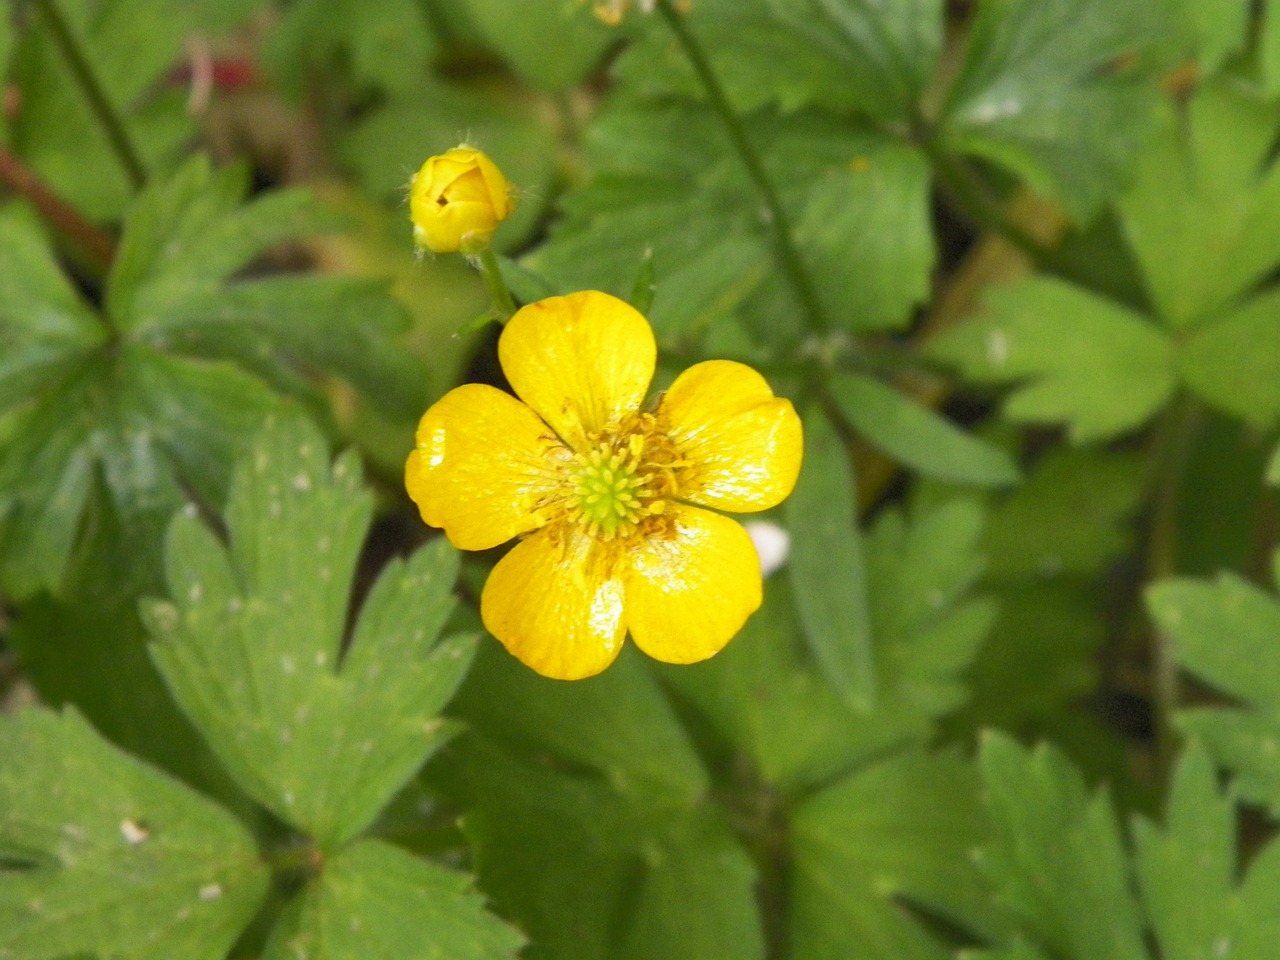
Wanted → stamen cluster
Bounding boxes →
[559,414,684,542]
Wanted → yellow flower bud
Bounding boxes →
[409,146,514,254]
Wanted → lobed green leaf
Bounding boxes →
[145,413,475,847]
[262,839,522,960]
[0,707,269,960]
[928,276,1175,442]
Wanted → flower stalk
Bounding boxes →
[476,247,519,322]
[653,0,828,332]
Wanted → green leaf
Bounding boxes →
[9,0,204,218]
[0,345,278,599]
[262,0,438,97]
[1132,741,1280,960]
[928,276,1175,442]
[263,839,522,960]
[1147,574,1280,814]
[786,405,875,708]
[618,0,942,121]
[148,275,427,417]
[1179,288,1280,426]
[0,213,105,414]
[980,448,1145,579]
[441,729,760,960]
[939,0,1166,221]
[1119,83,1280,328]
[527,96,773,343]
[0,707,269,960]
[616,808,763,960]
[796,140,934,332]
[442,620,761,960]
[1262,0,1280,96]
[663,499,991,795]
[450,642,710,806]
[974,733,1146,960]
[532,99,931,343]
[145,413,476,848]
[791,748,996,960]
[106,156,330,329]
[1167,0,1251,73]
[462,0,612,90]
[831,373,1019,487]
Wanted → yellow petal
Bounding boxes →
[658,360,803,512]
[409,147,513,253]
[481,527,627,680]
[406,384,565,551]
[624,505,762,665]
[498,291,656,448]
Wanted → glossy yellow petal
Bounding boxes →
[658,360,803,512]
[406,384,565,551]
[481,527,627,680]
[498,291,656,448]
[624,505,762,665]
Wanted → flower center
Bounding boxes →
[561,415,684,542]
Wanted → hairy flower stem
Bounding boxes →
[654,0,829,333]
[475,247,519,321]
[32,0,148,190]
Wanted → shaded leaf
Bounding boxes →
[0,213,104,414]
[974,733,1146,960]
[1179,288,1280,426]
[791,748,997,960]
[832,373,1019,487]
[0,707,269,960]
[940,0,1166,221]
[786,405,875,708]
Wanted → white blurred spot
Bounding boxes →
[745,521,790,577]
[986,329,1009,366]
[120,820,149,845]
[199,884,223,902]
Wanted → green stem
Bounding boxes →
[654,0,828,332]
[1145,391,1200,782]
[33,0,148,190]
[921,139,1051,262]
[476,247,519,321]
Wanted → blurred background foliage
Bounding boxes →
[2,0,1280,958]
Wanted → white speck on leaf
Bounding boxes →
[120,819,149,845]
[291,472,312,492]
[200,883,224,902]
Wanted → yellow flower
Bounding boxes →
[405,291,803,680]
[409,145,514,254]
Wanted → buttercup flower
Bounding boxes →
[405,291,802,680]
[409,145,514,254]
